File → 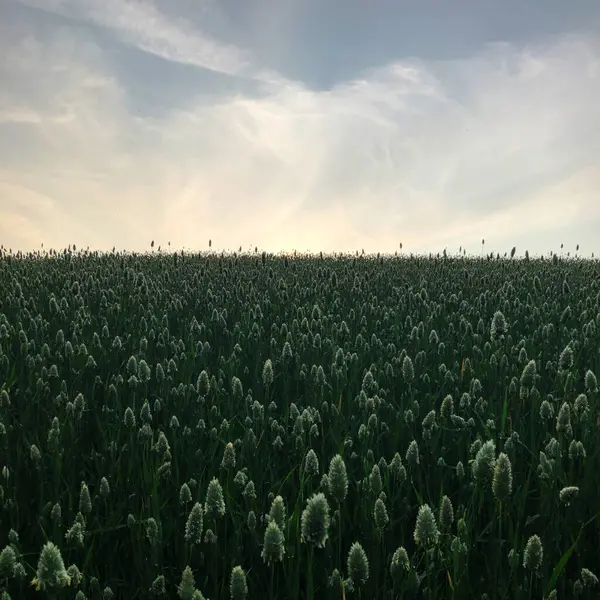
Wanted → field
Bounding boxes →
[0,250,599,600]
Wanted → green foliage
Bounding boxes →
[0,250,599,598]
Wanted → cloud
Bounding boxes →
[15,0,255,77]
[1,4,599,255]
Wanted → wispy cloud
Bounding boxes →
[15,0,255,77]
[1,2,599,255]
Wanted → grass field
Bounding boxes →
[0,250,599,599]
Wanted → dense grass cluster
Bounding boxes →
[0,250,599,599]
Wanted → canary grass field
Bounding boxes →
[0,250,599,600]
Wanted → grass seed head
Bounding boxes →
[124,407,136,428]
[472,440,496,484]
[180,483,192,504]
[406,440,419,468]
[268,495,287,531]
[523,534,543,571]
[347,542,369,586]
[221,442,236,470]
[413,504,439,548]
[146,518,159,545]
[492,453,513,502]
[31,541,70,591]
[262,359,274,386]
[584,369,598,393]
[373,497,389,530]
[205,478,226,519]
[390,546,410,581]
[150,575,166,595]
[79,482,92,515]
[369,464,382,495]
[439,495,454,529]
[230,566,248,600]
[99,477,110,498]
[559,486,579,505]
[328,455,348,503]
[261,521,285,564]
[184,502,204,546]
[402,356,414,382]
[178,566,196,600]
[0,546,16,578]
[304,448,319,477]
[300,492,331,548]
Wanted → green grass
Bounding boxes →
[0,249,599,599]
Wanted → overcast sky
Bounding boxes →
[1,0,600,256]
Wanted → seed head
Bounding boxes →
[390,546,410,581]
[556,402,572,436]
[30,444,41,462]
[126,355,137,376]
[492,453,513,502]
[558,345,574,370]
[585,370,598,393]
[221,442,236,470]
[124,407,136,428]
[300,492,331,548]
[539,400,554,421]
[472,440,496,483]
[184,502,204,546]
[402,356,414,382]
[180,483,192,505]
[523,534,543,571]
[177,566,196,600]
[0,545,16,578]
[205,478,226,519]
[328,455,348,503]
[406,440,419,468]
[328,568,341,590]
[146,518,159,545]
[196,370,209,396]
[79,482,92,515]
[347,542,369,586]
[247,510,256,531]
[440,395,454,420]
[99,477,110,498]
[268,495,287,531]
[559,486,579,505]
[373,498,389,530]
[508,548,520,570]
[262,521,285,564]
[230,566,248,600]
[520,360,537,389]
[231,376,243,401]
[439,495,454,529]
[304,448,319,477]
[243,480,256,501]
[369,464,382,495]
[262,359,274,386]
[150,575,166,596]
[490,310,508,341]
[31,541,70,591]
[138,359,151,383]
[413,504,439,548]
[568,439,586,460]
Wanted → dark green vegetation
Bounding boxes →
[0,251,599,599]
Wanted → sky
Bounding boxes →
[1,0,600,257]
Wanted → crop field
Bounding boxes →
[0,250,599,600]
